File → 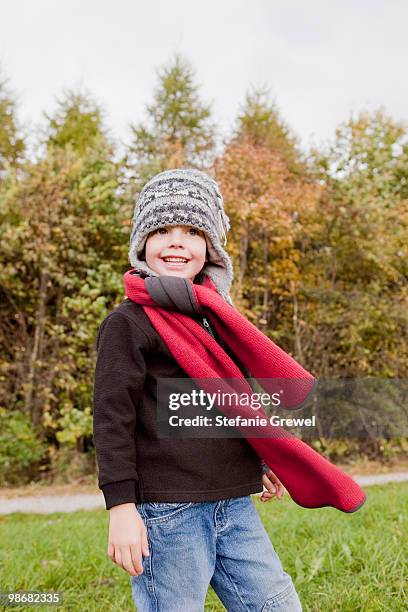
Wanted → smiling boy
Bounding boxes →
[93,168,302,611]
[144,224,207,277]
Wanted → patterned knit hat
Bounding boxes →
[128,168,234,304]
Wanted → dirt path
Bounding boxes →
[1,471,407,515]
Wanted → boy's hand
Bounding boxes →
[108,503,150,576]
[260,468,285,502]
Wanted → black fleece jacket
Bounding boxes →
[92,298,264,510]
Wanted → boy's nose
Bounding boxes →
[167,230,185,247]
[167,239,184,249]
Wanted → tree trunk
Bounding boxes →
[261,232,269,331]
[291,279,303,362]
[24,270,49,426]
[239,221,248,286]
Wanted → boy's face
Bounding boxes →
[145,224,208,280]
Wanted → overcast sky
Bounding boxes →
[2,0,407,154]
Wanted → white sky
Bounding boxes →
[1,0,407,154]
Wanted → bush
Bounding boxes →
[46,444,97,485]
[0,408,46,486]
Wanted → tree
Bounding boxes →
[232,87,306,176]
[0,93,129,458]
[127,53,217,187]
[311,107,408,202]
[215,89,320,362]
[45,90,108,155]
[214,136,320,362]
[305,108,408,377]
[0,73,25,173]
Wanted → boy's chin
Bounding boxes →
[150,260,204,280]
[158,269,195,280]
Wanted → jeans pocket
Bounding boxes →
[138,501,193,524]
[148,502,190,510]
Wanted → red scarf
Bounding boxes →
[124,269,366,513]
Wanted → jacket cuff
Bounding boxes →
[100,479,138,510]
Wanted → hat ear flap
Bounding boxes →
[217,210,228,246]
[212,185,229,246]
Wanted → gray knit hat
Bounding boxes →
[128,168,234,304]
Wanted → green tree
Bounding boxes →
[0,73,25,173]
[0,95,129,467]
[232,87,306,175]
[45,90,107,155]
[312,107,408,201]
[128,53,217,187]
[305,109,408,377]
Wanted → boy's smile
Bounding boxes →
[145,225,208,280]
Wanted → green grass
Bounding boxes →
[0,484,407,611]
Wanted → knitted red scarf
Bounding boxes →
[124,269,366,513]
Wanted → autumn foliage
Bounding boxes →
[0,58,407,484]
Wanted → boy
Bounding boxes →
[93,168,302,611]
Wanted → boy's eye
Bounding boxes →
[153,227,201,236]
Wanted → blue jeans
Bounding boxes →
[130,495,302,611]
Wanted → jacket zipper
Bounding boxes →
[202,316,251,379]
[201,317,216,339]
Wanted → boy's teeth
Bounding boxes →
[163,258,188,262]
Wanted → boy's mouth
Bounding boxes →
[160,256,190,267]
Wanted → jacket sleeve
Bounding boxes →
[92,310,147,510]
